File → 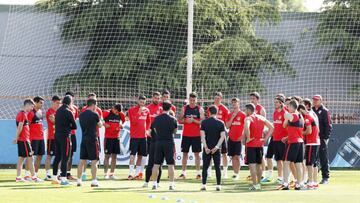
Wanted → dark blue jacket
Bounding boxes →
[312,105,332,139]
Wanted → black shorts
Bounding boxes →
[305,145,319,167]
[284,143,304,163]
[104,138,120,155]
[154,141,175,165]
[221,138,228,154]
[47,139,56,156]
[130,138,147,156]
[17,141,33,157]
[70,134,77,153]
[227,140,242,156]
[266,140,286,161]
[181,136,201,153]
[31,140,45,156]
[246,147,263,164]
[80,139,99,160]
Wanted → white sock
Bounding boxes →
[267,170,273,178]
[46,170,51,176]
[182,170,186,176]
[32,175,37,179]
[278,176,283,180]
[223,167,228,174]
[170,182,175,187]
[196,170,201,175]
[135,166,141,176]
[77,179,81,184]
[61,177,66,181]
[141,158,147,173]
[25,170,30,176]
[153,181,158,187]
[129,165,134,176]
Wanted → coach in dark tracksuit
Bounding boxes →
[53,95,77,184]
[312,95,332,184]
[200,105,226,191]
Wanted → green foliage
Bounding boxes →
[316,0,360,96]
[37,0,292,98]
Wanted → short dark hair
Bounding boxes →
[62,95,72,105]
[208,105,218,115]
[189,92,197,98]
[276,93,286,101]
[275,96,285,104]
[152,91,161,97]
[302,98,312,108]
[162,90,170,95]
[291,96,303,103]
[214,92,223,98]
[231,97,240,102]
[250,92,260,99]
[138,95,146,100]
[162,100,172,111]
[24,98,35,106]
[65,91,75,97]
[88,92,97,98]
[86,98,97,107]
[245,103,255,113]
[114,103,123,112]
[33,96,44,103]
[298,104,306,111]
[52,95,61,101]
[285,97,292,102]
[289,100,299,110]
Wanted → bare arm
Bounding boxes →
[263,117,274,142]
[226,112,236,129]
[244,117,251,143]
[13,122,23,144]
[303,125,312,136]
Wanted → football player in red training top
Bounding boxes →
[178,92,205,179]
[103,104,125,180]
[127,95,151,180]
[225,97,246,180]
[45,95,61,181]
[244,103,274,191]
[14,99,42,183]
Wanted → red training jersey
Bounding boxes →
[255,104,266,117]
[28,109,44,140]
[287,113,304,144]
[207,104,230,123]
[103,110,126,139]
[182,105,202,137]
[304,114,320,145]
[147,103,163,124]
[128,105,151,138]
[272,108,287,141]
[246,114,265,147]
[16,111,30,142]
[46,108,56,140]
[69,104,79,135]
[159,102,176,114]
[227,111,246,141]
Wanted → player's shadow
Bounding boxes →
[10,185,67,190]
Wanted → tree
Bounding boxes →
[36,0,293,99]
[316,0,360,96]
[267,0,307,12]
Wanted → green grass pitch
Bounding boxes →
[0,168,359,203]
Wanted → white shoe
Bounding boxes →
[32,177,43,183]
[232,174,239,180]
[104,175,110,180]
[142,182,149,188]
[109,175,117,180]
[91,180,99,187]
[200,185,206,191]
[216,185,221,191]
